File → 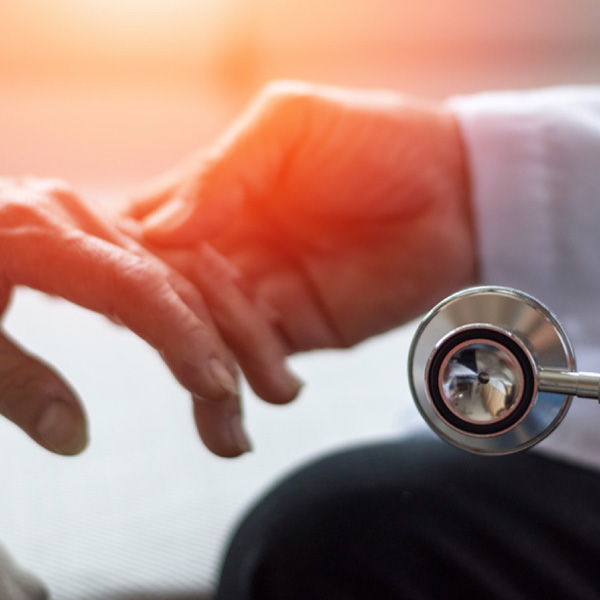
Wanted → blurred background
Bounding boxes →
[0,2,599,597]
[1,0,599,198]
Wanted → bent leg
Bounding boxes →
[215,434,600,600]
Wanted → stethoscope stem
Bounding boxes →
[538,369,600,400]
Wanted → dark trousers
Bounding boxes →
[215,434,600,599]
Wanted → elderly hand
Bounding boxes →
[127,81,477,405]
[0,177,251,458]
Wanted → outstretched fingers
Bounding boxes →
[2,229,251,456]
[196,243,303,405]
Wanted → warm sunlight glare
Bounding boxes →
[60,0,224,33]
[1,0,238,72]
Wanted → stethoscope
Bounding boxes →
[409,286,600,455]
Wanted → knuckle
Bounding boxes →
[261,79,311,101]
[31,176,71,193]
[26,178,85,223]
[260,80,315,116]
[0,195,48,229]
[44,180,80,205]
[111,253,162,299]
[192,153,222,187]
[0,178,78,231]
[107,253,202,350]
[240,80,318,148]
[108,253,176,317]
[22,176,76,201]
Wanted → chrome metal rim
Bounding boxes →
[408,286,575,455]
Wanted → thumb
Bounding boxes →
[0,331,88,456]
[141,180,245,245]
[141,81,312,245]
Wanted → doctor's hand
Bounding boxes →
[0,177,249,458]
[128,81,478,393]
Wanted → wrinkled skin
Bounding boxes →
[0,177,250,458]
[126,81,478,410]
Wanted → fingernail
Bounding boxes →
[208,358,239,396]
[270,370,304,404]
[286,372,305,400]
[36,399,88,455]
[229,413,252,454]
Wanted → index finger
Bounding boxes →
[2,228,251,457]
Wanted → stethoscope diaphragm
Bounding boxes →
[408,286,600,455]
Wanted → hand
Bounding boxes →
[128,81,478,394]
[0,177,251,458]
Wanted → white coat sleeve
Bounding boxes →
[449,87,600,467]
[449,87,600,362]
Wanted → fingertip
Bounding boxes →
[142,181,244,245]
[192,396,252,458]
[266,371,305,405]
[0,340,89,456]
[241,357,304,406]
[177,354,240,402]
[229,413,253,454]
[207,357,240,397]
[226,412,253,455]
[141,196,195,243]
[35,397,89,456]
[196,243,305,405]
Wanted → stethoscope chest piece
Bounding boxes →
[409,286,576,455]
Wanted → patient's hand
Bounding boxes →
[0,177,250,458]
[127,81,477,404]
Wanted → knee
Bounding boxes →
[215,436,457,599]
